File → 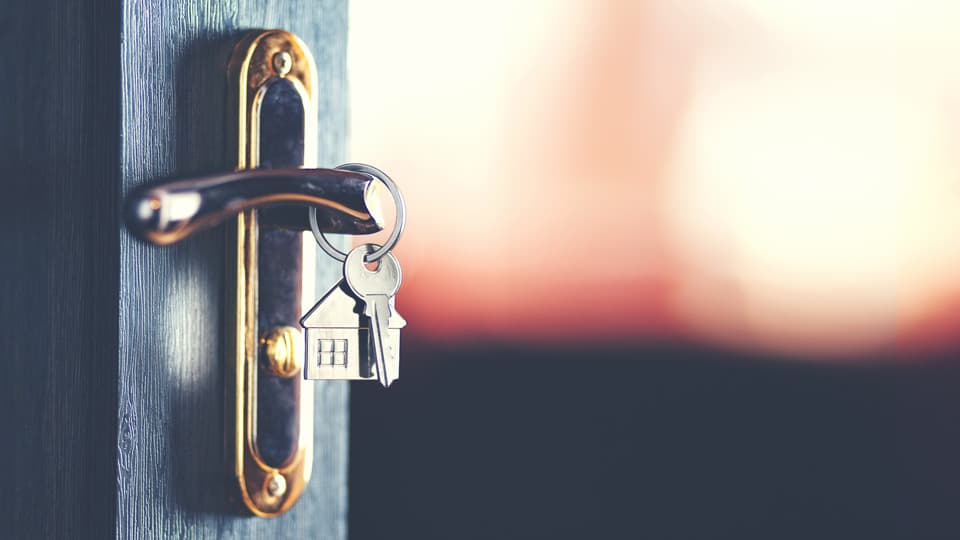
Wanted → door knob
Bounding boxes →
[121,29,387,517]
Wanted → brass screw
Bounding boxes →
[261,326,303,377]
[272,51,293,76]
[266,472,287,498]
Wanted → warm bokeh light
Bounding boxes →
[348,0,960,357]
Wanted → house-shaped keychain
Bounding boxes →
[300,280,406,381]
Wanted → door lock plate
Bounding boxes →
[226,29,318,517]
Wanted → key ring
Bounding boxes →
[309,163,406,263]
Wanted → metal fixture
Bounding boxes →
[122,29,380,517]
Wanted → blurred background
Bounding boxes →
[343,2,960,538]
[349,0,960,357]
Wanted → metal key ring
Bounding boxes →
[309,163,406,262]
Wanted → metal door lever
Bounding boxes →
[124,167,384,245]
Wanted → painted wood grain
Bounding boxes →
[1,0,122,537]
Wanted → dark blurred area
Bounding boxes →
[350,342,960,540]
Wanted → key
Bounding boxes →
[343,244,403,387]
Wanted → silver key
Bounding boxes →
[343,244,402,387]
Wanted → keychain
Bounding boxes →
[300,163,407,387]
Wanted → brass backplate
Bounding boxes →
[226,29,318,517]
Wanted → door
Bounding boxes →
[4,2,349,537]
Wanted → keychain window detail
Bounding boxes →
[317,339,348,366]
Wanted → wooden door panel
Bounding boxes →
[3,1,122,537]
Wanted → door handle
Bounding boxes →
[121,29,387,517]
[124,167,384,245]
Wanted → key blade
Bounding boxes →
[344,246,403,388]
[375,299,399,387]
[366,299,391,387]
